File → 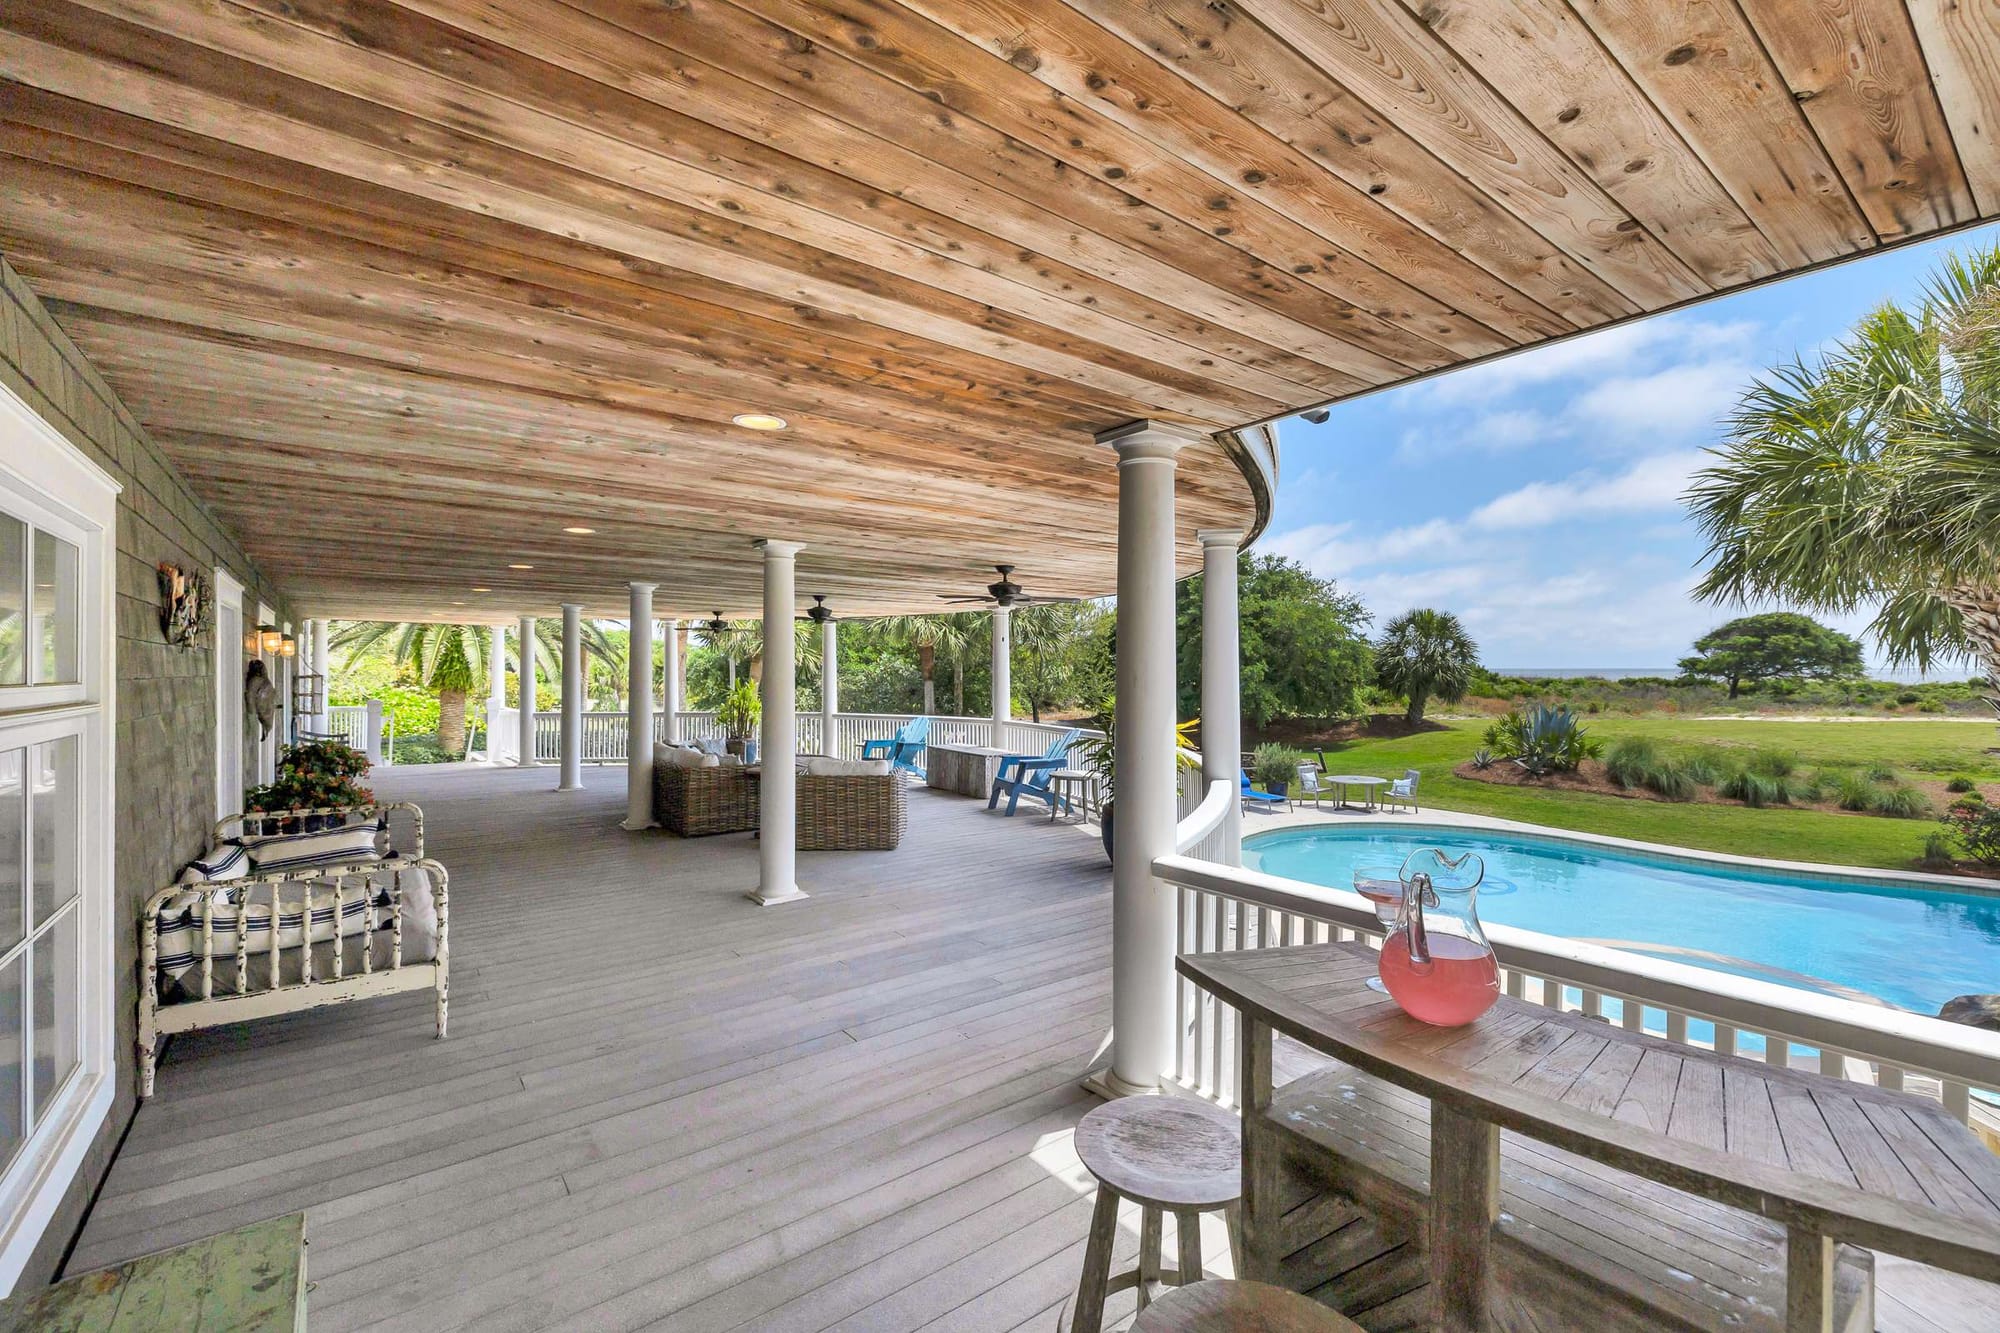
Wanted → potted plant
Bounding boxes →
[247,738,374,830]
[717,681,761,760]
[1071,701,1200,863]
[1252,743,1306,800]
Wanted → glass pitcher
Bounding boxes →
[1377,848,1499,1026]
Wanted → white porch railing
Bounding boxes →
[1151,846,2000,1132]
[496,709,1098,765]
[323,704,367,750]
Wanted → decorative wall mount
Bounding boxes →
[156,562,212,650]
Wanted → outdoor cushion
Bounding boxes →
[178,840,250,885]
[660,746,719,769]
[695,736,730,757]
[243,824,382,873]
[805,757,892,777]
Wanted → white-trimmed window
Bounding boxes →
[0,380,116,1294]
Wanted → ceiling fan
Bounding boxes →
[801,595,835,625]
[698,610,737,639]
[938,565,1059,609]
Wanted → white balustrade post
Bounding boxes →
[1097,419,1202,1097]
[558,603,584,792]
[310,619,331,733]
[516,615,538,767]
[750,539,807,905]
[820,616,838,757]
[991,604,1011,748]
[486,623,506,762]
[624,584,656,829]
[363,698,384,767]
[661,617,682,744]
[1200,529,1245,867]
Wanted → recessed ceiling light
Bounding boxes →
[509,563,534,570]
[563,525,596,535]
[732,412,787,431]
[471,586,492,592]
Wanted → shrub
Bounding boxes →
[1863,762,1896,782]
[1483,704,1601,777]
[1469,747,1493,771]
[1875,785,1932,819]
[1783,772,1826,803]
[248,738,374,810]
[1680,746,1732,786]
[1746,748,1798,778]
[1922,831,1957,869]
[1897,689,1923,705]
[1718,769,1785,808]
[1252,743,1310,792]
[1949,795,1988,818]
[1945,802,2000,866]
[1643,760,1698,801]
[1834,772,1882,812]
[1604,737,1658,789]
[389,734,453,766]
[1948,775,1979,793]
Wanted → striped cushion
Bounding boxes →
[244,824,381,873]
[178,840,250,885]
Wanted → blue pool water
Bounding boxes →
[1243,824,2000,1016]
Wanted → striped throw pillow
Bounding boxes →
[178,841,250,885]
[244,824,382,873]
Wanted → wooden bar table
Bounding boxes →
[1179,942,2000,1333]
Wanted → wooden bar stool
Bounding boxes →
[1131,1280,1364,1331]
[1064,1096,1243,1333]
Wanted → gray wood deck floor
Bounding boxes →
[69,765,1998,1329]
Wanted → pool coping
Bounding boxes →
[1238,800,2000,897]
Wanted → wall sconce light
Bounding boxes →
[257,623,283,655]
[279,634,297,658]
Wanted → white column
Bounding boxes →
[363,698,384,767]
[1199,529,1245,867]
[820,616,838,756]
[311,618,331,732]
[750,540,807,906]
[486,624,506,762]
[1097,419,1202,1098]
[990,605,1012,747]
[558,604,584,791]
[661,617,682,744]
[624,584,656,829]
[516,615,538,767]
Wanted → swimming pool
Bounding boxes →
[1243,823,2000,1017]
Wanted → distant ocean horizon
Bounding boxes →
[1492,666,1974,683]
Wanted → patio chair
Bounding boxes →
[1240,770,1284,812]
[1294,763,1332,810]
[988,754,1066,815]
[860,716,930,775]
[995,727,1081,785]
[1381,768,1420,812]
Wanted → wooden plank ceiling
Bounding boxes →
[1,0,1997,619]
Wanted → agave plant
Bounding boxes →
[1482,704,1600,777]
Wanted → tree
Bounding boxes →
[1686,244,2000,721]
[1176,554,1373,728]
[1012,601,1109,721]
[1677,612,1864,697]
[870,613,978,714]
[332,622,489,756]
[1373,608,1480,724]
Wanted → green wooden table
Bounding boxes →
[0,1212,306,1331]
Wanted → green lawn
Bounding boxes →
[1306,717,1999,871]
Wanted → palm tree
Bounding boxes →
[871,613,978,714]
[332,622,490,756]
[1373,608,1479,725]
[1686,245,2000,720]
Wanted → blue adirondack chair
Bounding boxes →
[1241,769,1285,811]
[989,728,1083,817]
[861,716,930,775]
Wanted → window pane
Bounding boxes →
[32,909,76,1127]
[0,513,23,686]
[32,530,78,686]
[31,737,76,927]
[0,749,20,955]
[0,954,22,1171]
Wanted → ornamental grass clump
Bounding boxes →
[1603,737,1658,789]
[1718,769,1785,808]
[1874,785,1933,819]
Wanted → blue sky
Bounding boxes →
[1262,222,2000,674]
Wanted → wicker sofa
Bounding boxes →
[651,746,906,850]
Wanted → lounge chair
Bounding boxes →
[988,754,1067,815]
[1382,768,1420,812]
[996,728,1081,785]
[860,716,930,776]
[1240,770,1284,812]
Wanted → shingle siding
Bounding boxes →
[0,253,290,1287]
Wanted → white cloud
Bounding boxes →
[1418,315,1760,407]
[1468,450,1708,531]
[1395,408,1560,463]
[1568,360,1755,443]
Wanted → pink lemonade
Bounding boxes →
[1377,933,1499,1026]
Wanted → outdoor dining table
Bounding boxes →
[1179,941,2000,1332]
[1321,774,1386,810]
